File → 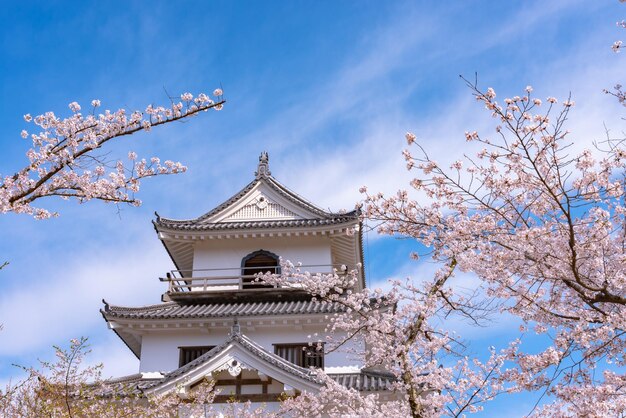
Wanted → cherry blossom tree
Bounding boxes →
[265,76,626,417]
[0,88,224,272]
[369,78,626,415]
[0,338,218,417]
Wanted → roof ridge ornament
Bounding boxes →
[231,318,241,336]
[255,151,271,178]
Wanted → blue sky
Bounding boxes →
[1,1,625,416]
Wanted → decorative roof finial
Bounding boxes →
[255,151,271,178]
[231,318,241,336]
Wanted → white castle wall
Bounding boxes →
[191,235,333,276]
[138,325,361,373]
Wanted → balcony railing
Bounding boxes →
[160,264,350,294]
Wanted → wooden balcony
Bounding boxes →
[160,264,349,302]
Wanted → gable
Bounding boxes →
[205,181,322,223]
[224,194,298,221]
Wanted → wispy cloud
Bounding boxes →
[0,236,170,357]
[209,0,623,214]
[87,334,140,379]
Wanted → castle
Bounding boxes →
[101,153,393,411]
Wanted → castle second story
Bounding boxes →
[153,152,365,303]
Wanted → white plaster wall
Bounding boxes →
[139,323,361,373]
[191,236,333,277]
[180,402,281,417]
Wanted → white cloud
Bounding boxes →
[0,237,172,357]
[0,335,140,390]
[216,2,620,215]
[87,334,140,379]
[368,256,521,340]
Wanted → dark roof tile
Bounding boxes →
[329,370,397,391]
[154,215,358,231]
[102,300,345,320]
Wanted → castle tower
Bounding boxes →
[101,153,393,409]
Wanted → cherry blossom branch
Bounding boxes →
[261,259,513,417]
[1,89,225,219]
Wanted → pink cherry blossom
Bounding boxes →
[0,91,225,219]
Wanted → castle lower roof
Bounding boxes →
[101,330,396,397]
[101,299,346,320]
[104,369,397,395]
[329,369,397,391]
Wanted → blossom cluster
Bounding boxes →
[260,261,516,417]
[1,90,224,219]
[0,338,219,417]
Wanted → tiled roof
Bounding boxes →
[154,214,358,231]
[153,169,359,230]
[329,369,397,391]
[102,299,346,320]
[104,370,396,395]
[157,175,326,224]
[95,373,162,397]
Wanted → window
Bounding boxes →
[274,343,324,368]
[241,249,280,288]
[179,346,215,367]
